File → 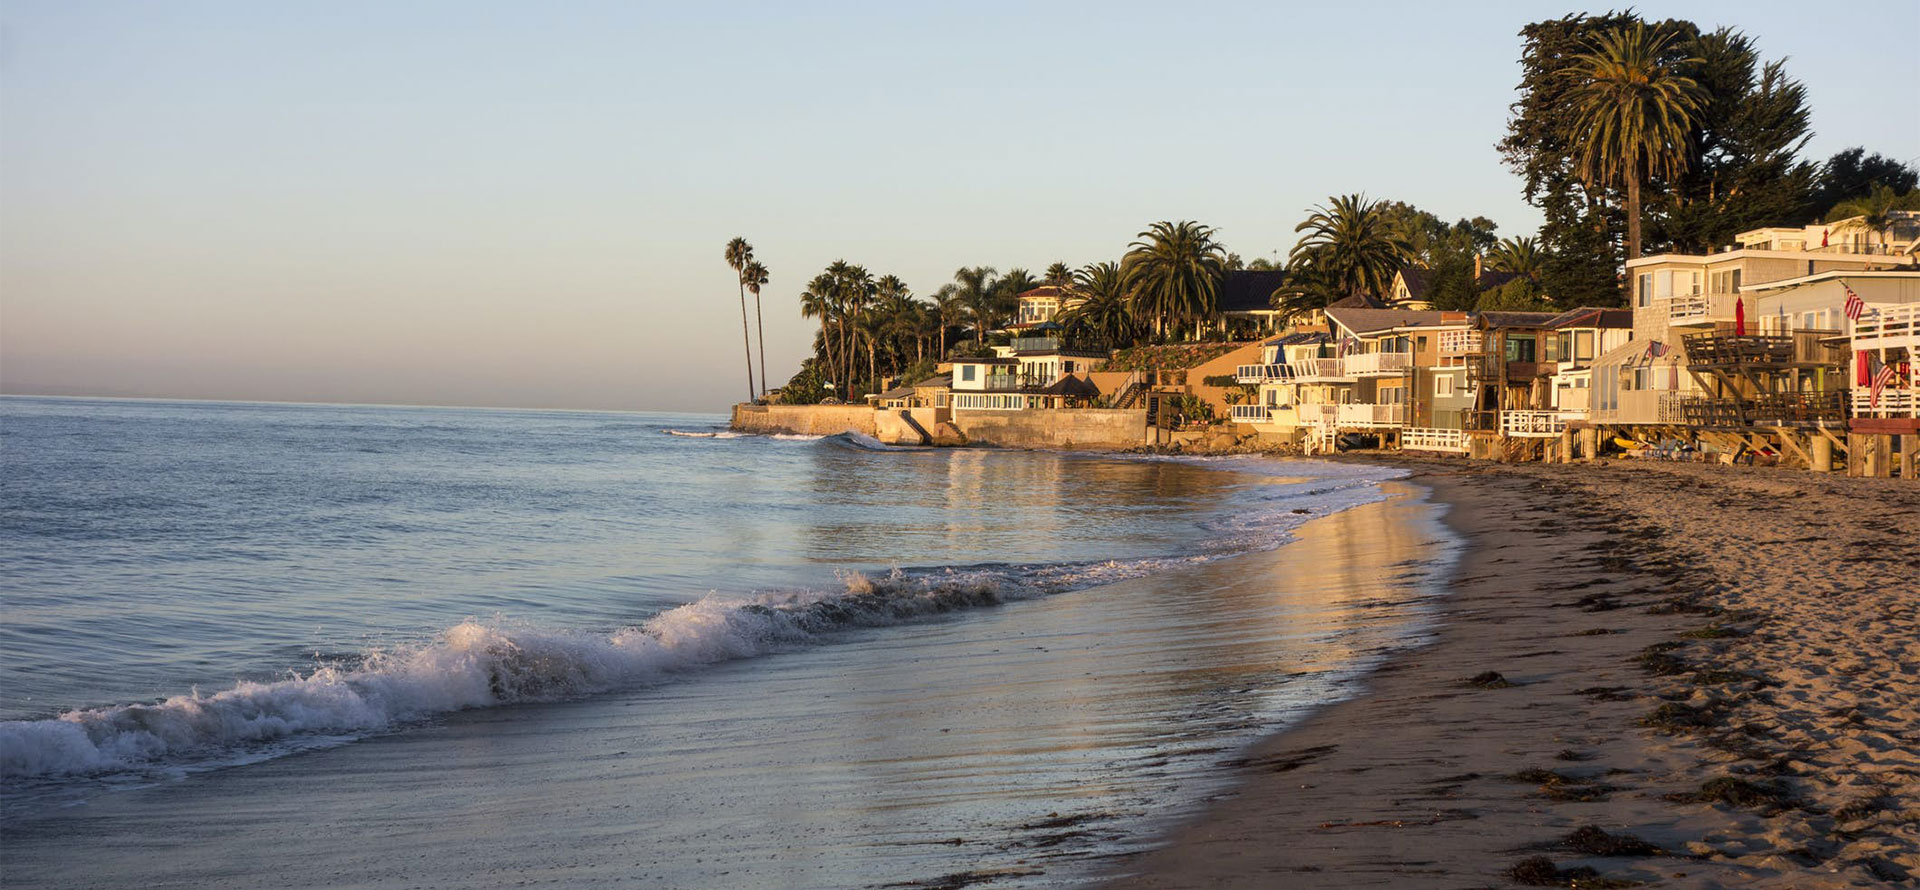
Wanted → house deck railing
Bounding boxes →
[1665,291,1740,326]
[1852,303,1920,349]
[1852,388,1918,419]
[1500,410,1565,437]
[1288,358,1353,382]
[1335,402,1404,428]
[1343,351,1411,377]
[1402,427,1468,453]
[1229,404,1271,423]
[1234,363,1293,384]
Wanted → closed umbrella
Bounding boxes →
[1735,297,1746,336]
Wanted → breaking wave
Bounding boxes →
[0,456,1401,784]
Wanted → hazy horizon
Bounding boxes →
[4,1,1915,412]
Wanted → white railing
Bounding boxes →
[1852,303,1920,349]
[953,393,1038,411]
[1439,329,1480,355]
[1234,363,1293,384]
[1297,403,1339,426]
[1402,427,1468,452]
[1852,389,1917,418]
[1343,352,1411,376]
[1335,403,1405,428]
[1229,404,1271,423]
[1665,291,1740,326]
[1500,410,1566,437]
[1287,358,1352,381]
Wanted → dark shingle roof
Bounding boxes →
[1216,270,1291,313]
[1542,307,1633,330]
[1326,307,1452,335]
[1327,293,1388,309]
[1475,311,1564,330]
[1038,375,1101,398]
[1263,332,1329,346]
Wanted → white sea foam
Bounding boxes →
[662,429,746,439]
[0,457,1405,783]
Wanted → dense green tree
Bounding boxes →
[1563,22,1707,261]
[1826,185,1920,247]
[1059,261,1138,348]
[724,237,757,401]
[1044,262,1073,286]
[1485,236,1547,279]
[1810,149,1920,219]
[1288,195,1414,301]
[1122,221,1227,340]
[930,284,964,359]
[1475,277,1555,312]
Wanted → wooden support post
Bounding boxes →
[1773,430,1809,470]
[1847,434,1868,477]
[1874,435,1895,478]
[1811,434,1833,473]
[1581,427,1599,461]
[1559,429,1574,464]
[1901,435,1919,481]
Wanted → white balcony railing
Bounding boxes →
[1439,329,1480,356]
[1230,404,1271,423]
[1297,403,1339,425]
[1402,427,1468,453]
[1852,303,1920,349]
[1288,358,1352,382]
[1343,351,1411,377]
[1234,363,1293,384]
[1665,291,1740,326]
[1852,389,1917,418]
[1500,410,1566,437]
[1335,403,1405,428]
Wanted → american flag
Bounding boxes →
[1648,340,1669,358]
[1844,285,1864,321]
[1870,357,1900,408]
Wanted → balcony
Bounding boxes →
[1297,403,1339,426]
[1681,330,1845,369]
[1287,357,1353,383]
[1229,404,1271,423]
[1010,336,1061,353]
[1664,291,1741,327]
[1439,329,1481,356]
[1500,410,1565,437]
[1671,396,1746,428]
[1234,363,1294,384]
[1343,351,1411,377]
[1335,402,1405,428]
[1853,389,1917,419]
[1749,391,1844,424]
[1852,303,1920,350]
[1402,427,1468,453]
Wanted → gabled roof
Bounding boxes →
[1325,307,1451,336]
[1394,266,1525,299]
[1216,270,1291,313]
[1016,285,1072,300]
[1038,375,1101,398]
[1542,307,1633,330]
[911,374,953,389]
[877,385,916,400]
[952,355,1019,365]
[1327,293,1388,309]
[1475,311,1563,330]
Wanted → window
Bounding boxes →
[1655,271,1673,300]
[1416,335,1429,351]
[1436,375,1456,397]
[1544,333,1567,363]
[1505,335,1537,363]
[1575,331,1595,361]
[1633,367,1654,391]
[1637,273,1654,307]
[961,365,976,382]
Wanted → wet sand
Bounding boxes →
[1102,457,1920,888]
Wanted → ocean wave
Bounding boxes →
[662,429,746,439]
[0,459,1402,783]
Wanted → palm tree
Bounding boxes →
[1827,184,1918,252]
[1267,266,1344,324]
[1060,261,1138,347]
[1485,236,1546,280]
[1563,23,1706,261]
[1121,220,1225,341]
[931,284,965,357]
[799,272,838,393]
[1044,262,1073,286]
[952,266,1000,343]
[724,237,756,401]
[741,260,770,397]
[1288,195,1412,301]
[835,264,875,399]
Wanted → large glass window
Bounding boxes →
[1505,335,1537,363]
[1575,331,1595,361]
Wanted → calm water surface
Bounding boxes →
[0,397,1450,889]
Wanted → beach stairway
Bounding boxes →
[1112,382,1145,410]
[874,409,931,446]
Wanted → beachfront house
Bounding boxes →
[1385,263,1522,310]
[1589,221,1913,432]
[1542,308,1635,426]
[1012,286,1082,329]
[1215,270,1294,336]
[1401,317,1479,453]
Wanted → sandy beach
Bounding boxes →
[1102,457,1920,889]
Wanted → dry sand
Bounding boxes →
[1101,457,1920,889]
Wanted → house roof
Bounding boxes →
[1263,331,1329,346]
[1326,293,1388,309]
[1542,307,1634,330]
[1325,307,1452,336]
[1016,285,1072,300]
[877,385,916,400]
[952,356,1019,365]
[1038,375,1101,398]
[1216,270,1291,313]
[1394,266,1525,299]
[911,374,952,389]
[1475,310,1563,330]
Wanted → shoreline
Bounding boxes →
[1098,455,1920,889]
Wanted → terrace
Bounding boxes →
[1680,329,1845,369]
[1343,351,1411,377]
[1287,357,1353,383]
[1233,363,1294,384]
[1229,404,1271,423]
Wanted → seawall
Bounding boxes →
[953,408,1146,450]
[730,404,878,437]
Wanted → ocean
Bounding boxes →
[0,396,1455,889]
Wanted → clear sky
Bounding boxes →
[3,1,1914,412]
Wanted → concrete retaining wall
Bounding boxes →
[731,404,877,437]
[952,408,1147,450]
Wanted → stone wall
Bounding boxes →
[730,404,877,437]
[952,408,1147,450]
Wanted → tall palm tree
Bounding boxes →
[724,237,756,401]
[741,260,770,397]
[1563,23,1706,261]
[1485,236,1546,280]
[952,266,1000,343]
[1288,195,1412,301]
[799,272,838,393]
[1122,220,1226,340]
[835,264,875,399]
[931,284,965,357]
[1044,262,1073,286]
